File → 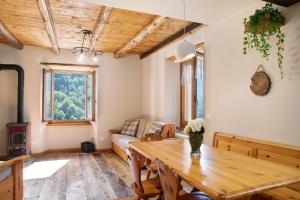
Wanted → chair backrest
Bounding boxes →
[161,124,176,139]
[142,121,176,139]
[141,133,163,142]
[125,148,144,194]
[156,160,180,200]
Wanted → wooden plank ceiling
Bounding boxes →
[0,0,202,59]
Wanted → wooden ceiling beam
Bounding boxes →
[36,0,59,54]
[90,6,113,53]
[140,22,204,59]
[114,16,168,58]
[0,20,23,50]
[262,0,300,7]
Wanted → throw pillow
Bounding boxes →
[121,120,139,137]
[148,122,163,134]
[136,119,148,139]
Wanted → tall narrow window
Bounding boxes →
[180,53,204,127]
[43,69,95,124]
[196,53,204,118]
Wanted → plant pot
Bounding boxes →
[188,132,203,157]
[244,14,285,34]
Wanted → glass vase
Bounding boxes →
[188,132,203,157]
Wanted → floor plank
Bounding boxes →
[94,154,133,198]
[23,153,134,200]
[24,157,48,200]
[79,154,114,200]
[65,154,87,200]
[46,155,67,200]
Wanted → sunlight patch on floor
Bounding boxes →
[23,159,69,180]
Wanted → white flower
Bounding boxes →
[193,118,204,131]
[191,127,196,132]
[186,118,204,132]
[184,118,204,134]
[183,126,190,134]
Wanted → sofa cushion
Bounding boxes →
[148,123,163,134]
[136,119,148,139]
[111,134,138,151]
[143,121,165,137]
[121,120,139,137]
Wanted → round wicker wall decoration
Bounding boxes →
[250,65,271,96]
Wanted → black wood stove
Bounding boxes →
[0,64,31,157]
[7,123,30,157]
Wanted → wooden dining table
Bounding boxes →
[129,138,300,200]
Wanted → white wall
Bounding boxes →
[142,3,300,147]
[203,3,300,146]
[0,45,143,154]
[96,53,143,149]
[142,30,204,126]
[0,71,17,154]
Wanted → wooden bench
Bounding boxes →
[213,132,300,200]
[0,155,30,200]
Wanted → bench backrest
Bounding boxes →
[213,132,300,169]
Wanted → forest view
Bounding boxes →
[196,54,204,118]
[54,73,85,120]
[44,72,93,121]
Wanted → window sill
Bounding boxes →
[46,121,92,126]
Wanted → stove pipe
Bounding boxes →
[0,64,24,123]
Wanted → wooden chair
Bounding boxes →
[141,133,163,179]
[125,148,163,200]
[156,160,211,200]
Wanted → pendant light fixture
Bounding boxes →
[175,0,196,63]
[72,30,103,62]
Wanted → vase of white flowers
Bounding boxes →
[183,118,205,157]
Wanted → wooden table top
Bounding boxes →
[129,139,300,200]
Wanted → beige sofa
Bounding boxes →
[109,119,175,161]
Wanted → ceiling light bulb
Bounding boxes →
[93,55,98,62]
[78,53,84,62]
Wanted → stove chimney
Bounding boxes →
[0,64,24,123]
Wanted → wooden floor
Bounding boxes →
[24,152,136,200]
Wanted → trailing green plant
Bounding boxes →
[243,3,285,78]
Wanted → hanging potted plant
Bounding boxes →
[243,3,285,78]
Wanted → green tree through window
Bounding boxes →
[43,70,94,122]
[54,73,85,120]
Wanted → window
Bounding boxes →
[180,53,204,127]
[43,69,95,124]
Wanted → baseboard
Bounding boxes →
[31,148,112,157]
[48,148,81,154]
[0,153,7,159]
[96,148,113,153]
